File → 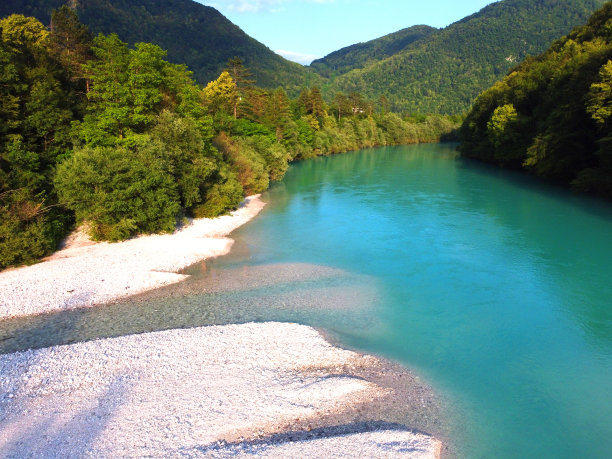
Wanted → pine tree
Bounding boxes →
[49,5,93,94]
[224,57,254,119]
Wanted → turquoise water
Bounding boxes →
[210,144,612,458]
[2,143,611,457]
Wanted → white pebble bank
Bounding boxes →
[0,195,442,458]
[0,195,266,320]
[0,323,440,458]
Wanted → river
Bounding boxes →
[3,144,612,457]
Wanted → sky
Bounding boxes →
[197,0,496,65]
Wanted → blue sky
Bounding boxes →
[197,0,496,64]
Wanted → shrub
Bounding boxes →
[55,145,180,241]
[0,189,72,269]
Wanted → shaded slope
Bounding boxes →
[459,2,612,199]
[0,0,314,90]
[310,25,437,78]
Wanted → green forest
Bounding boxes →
[310,25,437,79]
[0,0,318,93]
[322,0,606,114]
[0,8,459,269]
[459,2,612,199]
[3,0,606,114]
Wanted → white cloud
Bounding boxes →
[276,49,319,65]
[201,0,334,14]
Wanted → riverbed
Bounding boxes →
[2,143,612,457]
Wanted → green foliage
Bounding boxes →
[320,0,605,114]
[460,2,612,198]
[0,188,72,269]
[49,5,92,91]
[0,10,460,269]
[193,164,243,218]
[311,25,437,78]
[149,111,218,211]
[55,145,181,241]
[0,0,317,92]
[0,14,76,269]
[79,34,171,144]
[241,135,290,181]
[204,71,236,115]
[487,104,519,147]
[214,132,269,195]
[2,0,604,113]
[587,59,612,125]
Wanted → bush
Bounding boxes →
[193,164,243,218]
[214,132,269,194]
[149,111,218,211]
[242,135,290,181]
[0,189,72,269]
[55,145,181,241]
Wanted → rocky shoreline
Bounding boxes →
[0,196,265,320]
[0,323,442,458]
[0,196,444,457]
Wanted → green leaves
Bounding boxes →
[55,145,181,241]
[587,60,612,126]
[487,104,519,148]
[460,2,612,197]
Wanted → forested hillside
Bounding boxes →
[0,9,458,269]
[321,0,606,114]
[310,25,437,78]
[3,0,606,112]
[459,2,612,199]
[0,0,316,91]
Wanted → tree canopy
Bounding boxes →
[0,11,459,270]
[459,2,612,199]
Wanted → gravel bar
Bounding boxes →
[0,195,266,320]
[0,195,443,457]
[0,323,441,458]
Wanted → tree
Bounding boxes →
[149,111,218,211]
[203,71,237,115]
[378,95,389,115]
[332,92,352,120]
[587,60,612,128]
[487,104,519,148]
[0,15,76,268]
[265,88,292,140]
[309,86,326,120]
[80,35,168,144]
[55,144,181,241]
[224,57,254,119]
[49,5,93,93]
[80,33,131,143]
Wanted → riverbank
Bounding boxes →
[0,195,265,320]
[0,323,442,458]
[0,194,444,457]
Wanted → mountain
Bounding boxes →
[310,25,437,78]
[2,0,607,113]
[0,0,315,91]
[318,0,607,114]
[459,2,612,199]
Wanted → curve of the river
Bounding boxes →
[3,144,611,458]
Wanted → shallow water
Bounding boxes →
[2,144,612,457]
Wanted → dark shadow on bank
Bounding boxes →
[182,421,438,456]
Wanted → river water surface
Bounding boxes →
[3,144,612,457]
